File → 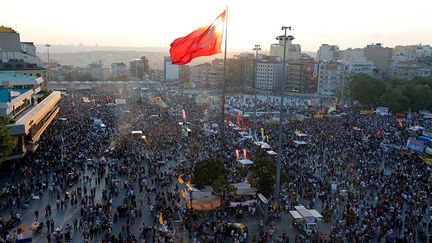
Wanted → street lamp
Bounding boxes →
[45,44,51,82]
[252,44,261,139]
[275,26,294,201]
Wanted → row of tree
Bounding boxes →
[347,74,432,112]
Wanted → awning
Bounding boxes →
[237,159,253,165]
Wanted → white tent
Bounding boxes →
[261,143,271,149]
[293,140,308,145]
[267,150,277,155]
[237,159,253,165]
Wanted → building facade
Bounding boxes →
[0,72,61,160]
[390,60,431,80]
[270,39,301,60]
[316,44,340,62]
[286,58,317,93]
[82,62,110,81]
[317,62,348,96]
[364,43,393,75]
[163,56,180,82]
[129,56,149,80]
[256,57,283,90]
[111,63,127,78]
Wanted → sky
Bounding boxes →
[1,0,431,53]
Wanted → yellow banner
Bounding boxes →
[177,176,184,184]
[159,212,163,224]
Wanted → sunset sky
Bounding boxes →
[1,0,431,52]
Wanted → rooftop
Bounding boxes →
[0,62,45,71]
[0,72,44,86]
[0,89,28,103]
[0,26,16,33]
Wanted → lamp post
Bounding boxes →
[45,44,51,82]
[275,26,294,201]
[252,44,261,139]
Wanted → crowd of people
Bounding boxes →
[0,84,430,242]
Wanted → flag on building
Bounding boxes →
[169,10,226,65]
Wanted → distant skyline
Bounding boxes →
[2,0,431,53]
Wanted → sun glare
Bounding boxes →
[214,17,224,34]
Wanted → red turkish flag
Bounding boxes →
[170,10,226,65]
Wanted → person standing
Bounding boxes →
[34,210,39,221]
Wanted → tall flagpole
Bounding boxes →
[220,7,228,159]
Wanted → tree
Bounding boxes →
[250,151,276,197]
[380,88,410,112]
[192,158,227,189]
[0,117,16,160]
[411,84,432,111]
[348,74,385,107]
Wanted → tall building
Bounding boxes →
[286,58,317,93]
[316,44,340,62]
[0,26,44,77]
[82,62,110,81]
[111,63,127,78]
[189,60,224,88]
[390,60,431,80]
[129,56,149,80]
[227,53,256,89]
[270,39,301,60]
[340,48,367,63]
[256,56,283,90]
[179,65,190,84]
[346,62,374,76]
[149,69,164,81]
[393,44,432,62]
[364,43,393,75]
[317,62,348,96]
[0,72,61,160]
[163,56,180,82]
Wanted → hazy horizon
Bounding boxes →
[2,0,432,53]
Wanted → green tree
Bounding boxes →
[380,88,410,112]
[250,152,276,197]
[348,74,385,107]
[63,73,75,81]
[0,117,16,160]
[192,158,227,189]
[411,84,432,111]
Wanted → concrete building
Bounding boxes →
[227,53,256,89]
[149,69,164,82]
[129,56,149,80]
[111,63,127,78]
[316,44,340,62]
[364,43,393,75]
[0,72,61,160]
[256,56,283,90]
[270,39,301,60]
[190,60,224,88]
[317,62,348,96]
[82,62,110,81]
[340,48,367,63]
[393,44,432,62]
[390,60,431,80]
[0,26,41,68]
[163,56,180,82]
[286,58,317,93]
[347,61,374,76]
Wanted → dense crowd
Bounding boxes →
[0,85,430,243]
